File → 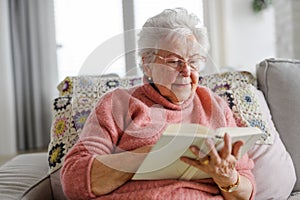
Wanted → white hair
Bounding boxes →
[137,8,210,68]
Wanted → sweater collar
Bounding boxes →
[141,78,195,110]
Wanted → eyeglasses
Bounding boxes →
[153,53,206,71]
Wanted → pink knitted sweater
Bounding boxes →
[61,83,255,200]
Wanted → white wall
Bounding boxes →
[274,0,300,59]
[0,0,17,156]
[204,0,276,74]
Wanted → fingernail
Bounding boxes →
[190,146,197,153]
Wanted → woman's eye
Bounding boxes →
[166,60,180,65]
[190,65,198,71]
[189,60,199,64]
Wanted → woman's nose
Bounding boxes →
[179,62,191,77]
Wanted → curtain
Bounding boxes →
[9,0,58,151]
[0,0,17,155]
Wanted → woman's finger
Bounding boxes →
[205,138,221,165]
[180,156,209,168]
[189,145,211,165]
[189,145,207,159]
[232,140,244,160]
[219,133,232,159]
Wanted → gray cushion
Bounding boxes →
[0,152,49,200]
[289,192,300,200]
[21,175,52,200]
[50,168,67,200]
[257,58,300,192]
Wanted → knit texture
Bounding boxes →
[61,83,255,199]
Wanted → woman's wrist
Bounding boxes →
[217,173,240,193]
[213,170,239,190]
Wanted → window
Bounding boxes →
[54,0,204,81]
[54,0,124,81]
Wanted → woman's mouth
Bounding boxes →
[172,83,191,87]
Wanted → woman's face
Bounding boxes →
[145,35,203,104]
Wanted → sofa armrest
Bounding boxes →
[21,175,53,200]
[0,152,50,200]
[257,58,300,192]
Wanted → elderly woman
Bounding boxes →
[61,8,255,200]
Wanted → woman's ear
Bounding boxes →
[143,65,152,78]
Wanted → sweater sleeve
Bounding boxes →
[60,92,123,199]
[236,154,256,200]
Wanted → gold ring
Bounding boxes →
[201,159,209,165]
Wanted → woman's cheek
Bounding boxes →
[153,67,178,86]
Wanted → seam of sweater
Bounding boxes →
[86,155,97,198]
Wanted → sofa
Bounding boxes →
[0,58,299,200]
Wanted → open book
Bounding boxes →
[132,123,263,181]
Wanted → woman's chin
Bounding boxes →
[172,92,192,104]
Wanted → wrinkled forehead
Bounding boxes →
[157,31,203,57]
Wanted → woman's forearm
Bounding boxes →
[90,145,152,196]
[91,156,134,196]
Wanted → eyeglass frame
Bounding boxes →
[153,53,207,71]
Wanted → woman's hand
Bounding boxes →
[91,145,153,196]
[180,133,253,200]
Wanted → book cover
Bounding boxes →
[132,124,263,180]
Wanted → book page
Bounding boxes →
[132,135,198,180]
[163,123,215,136]
[215,127,262,137]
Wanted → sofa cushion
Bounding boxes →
[50,168,67,200]
[21,175,52,200]
[0,153,49,200]
[289,192,300,200]
[257,58,300,192]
